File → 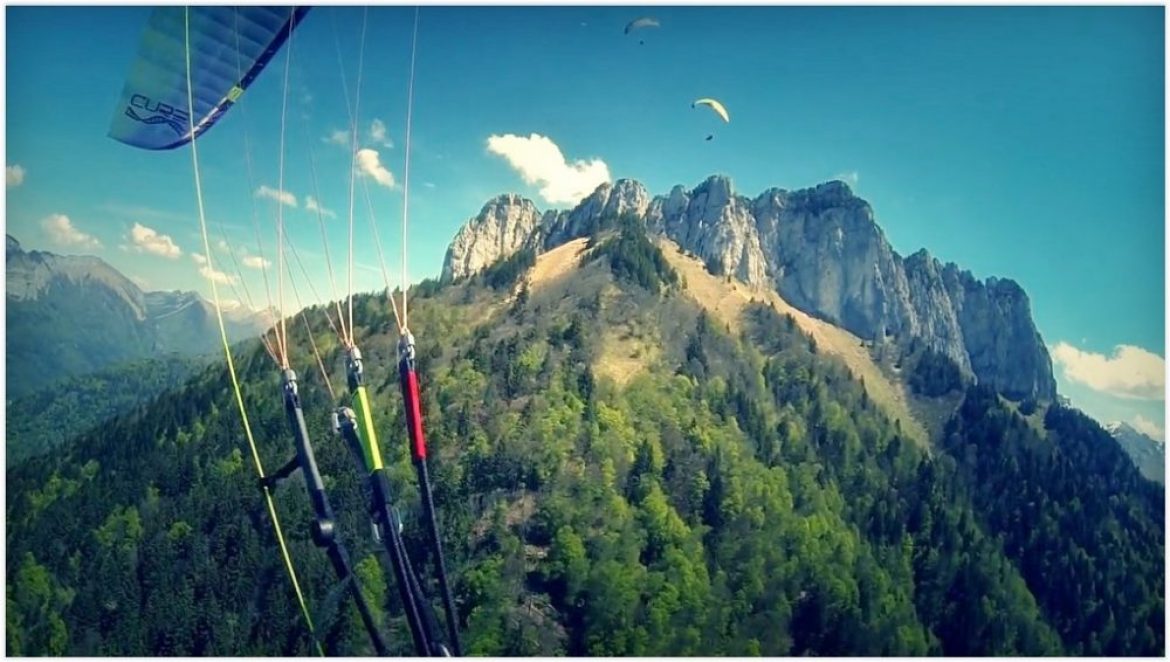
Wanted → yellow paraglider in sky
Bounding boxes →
[692,98,729,140]
[692,98,730,123]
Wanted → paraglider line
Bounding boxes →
[305,142,349,345]
[275,5,297,369]
[182,6,323,656]
[401,5,419,330]
[360,174,404,332]
[343,7,370,347]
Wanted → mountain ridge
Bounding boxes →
[1107,421,1165,484]
[442,176,1057,402]
[6,235,273,397]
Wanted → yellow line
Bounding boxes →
[184,8,323,656]
[354,385,384,471]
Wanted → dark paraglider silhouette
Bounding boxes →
[624,15,659,45]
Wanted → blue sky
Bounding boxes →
[5,5,1165,436]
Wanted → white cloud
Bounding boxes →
[128,222,181,258]
[41,214,101,250]
[191,254,235,285]
[355,148,395,188]
[833,171,860,186]
[1131,414,1165,442]
[369,119,393,147]
[242,255,271,270]
[423,182,436,189]
[216,238,231,253]
[1051,341,1165,400]
[325,129,350,147]
[486,133,610,205]
[255,185,298,208]
[199,264,237,285]
[7,164,26,188]
[305,195,337,219]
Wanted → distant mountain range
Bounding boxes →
[1106,421,1165,484]
[6,235,272,398]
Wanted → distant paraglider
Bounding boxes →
[624,16,659,45]
[693,97,729,141]
[692,97,730,123]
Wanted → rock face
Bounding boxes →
[440,177,1058,400]
[748,180,908,339]
[441,194,549,282]
[646,175,769,285]
[941,268,1056,400]
[6,234,146,313]
[539,179,653,249]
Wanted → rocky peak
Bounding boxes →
[751,178,906,341]
[692,174,735,206]
[986,276,1028,302]
[650,174,768,284]
[540,179,652,248]
[5,238,145,316]
[441,193,546,281]
[904,248,935,268]
[1106,421,1130,436]
[609,178,652,212]
[751,187,788,209]
[440,175,1059,401]
[815,179,857,202]
[647,185,690,235]
[580,179,641,214]
[951,273,1054,400]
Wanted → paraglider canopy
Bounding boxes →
[108,6,309,150]
[624,16,660,34]
[624,16,659,44]
[692,98,730,124]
